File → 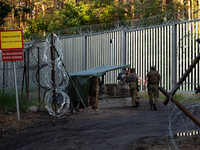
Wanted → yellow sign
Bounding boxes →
[0,30,23,50]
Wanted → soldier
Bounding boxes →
[117,68,127,83]
[143,66,162,110]
[123,68,141,108]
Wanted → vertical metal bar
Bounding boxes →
[162,27,164,88]
[164,26,167,89]
[186,23,189,91]
[167,25,170,90]
[140,30,143,81]
[159,27,161,79]
[102,34,104,65]
[148,28,150,71]
[146,29,148,77]
[110,34,113,81]
[85,35,88,70]
[21,52,25,105]
[136,31,138,69]
[122,30,126,65]
[156,28,158,71]
[189,22,192,91]
[153,28,155,66]
[38,47,40,106]
[183,23,188,91]
[70,38,72,72]
[183,23,186,91]
[114,31,117,82]
[131,31,137,68]
[126,32,129,66]
[177,24,180,90]
[100,34,103,65]
[172,23,177,89]
[180,23,183,91]
[26,49,29,111]
[142,30,145,87]
[51,33,57,115]
[82,35,86,70]
[87,36,90,69]
[3,62,5,95]
[97,35,99,66]
[199,20,200,87]
[68,38,71,72]
[138,30,140,73]
[140,30,142,77]
[192,22,195,90]
[151,28,153,66]
[130,32,132,67]
[189,22,194,91]
[197,21,199,87]
[105,34,107,66]
[75,37,78,71]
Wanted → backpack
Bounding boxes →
[148,71,159,84]
[128,73,138,84]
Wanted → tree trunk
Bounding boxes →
[162,0,166,11]
[115,0,119,21]
[187,0,191,20]
[198,0,200,19]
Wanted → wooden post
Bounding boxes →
[89,77,99,109]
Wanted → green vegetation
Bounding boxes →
[0,90,40,114]
[0,90,17,114]
[1,0,195,37]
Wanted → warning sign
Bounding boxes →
[1,50,24,62]
[0,30,23,50]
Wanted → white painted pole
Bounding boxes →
[13,61,20,121]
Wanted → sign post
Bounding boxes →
[0,30,24,121]
[13,61,20,121]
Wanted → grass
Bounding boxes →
[0,89,41,114]
[0,90,17,113]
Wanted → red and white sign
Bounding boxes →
[1,49,24,62]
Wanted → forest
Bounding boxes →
[1,0,200,38]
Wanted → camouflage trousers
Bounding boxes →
[129,82,138,106]
[148,84,159,107]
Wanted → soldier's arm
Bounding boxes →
[143,77,148,90]
[123,77,127,83]
[160,80,162,86]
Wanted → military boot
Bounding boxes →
[136,101,139,107]
[153,103,157,110]
[150,104,153,110]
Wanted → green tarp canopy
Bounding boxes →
[67,65,131,105]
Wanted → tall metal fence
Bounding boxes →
[1,12,200,93]
[57,21,200,92]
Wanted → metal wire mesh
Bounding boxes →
[166,83,200,149]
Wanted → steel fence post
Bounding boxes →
[172,23,177,89]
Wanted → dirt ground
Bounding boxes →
[0,98,200,150]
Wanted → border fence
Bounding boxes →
[1,10,200,102]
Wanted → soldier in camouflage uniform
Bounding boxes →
[123,68,141,107]
[143,66,162,110]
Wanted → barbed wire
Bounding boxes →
[24,9,200,43]
[166,82,200,149]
